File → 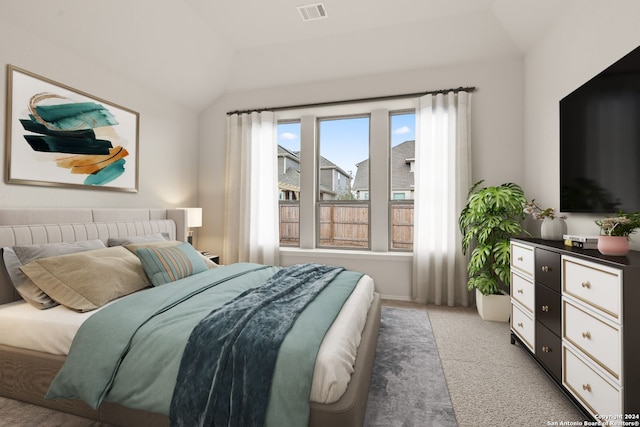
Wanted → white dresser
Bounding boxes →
[510,238,640,422]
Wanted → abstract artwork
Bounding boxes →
[5,65,139,192]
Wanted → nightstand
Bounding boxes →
[199,251,219,264]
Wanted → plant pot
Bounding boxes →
[541,217,567,240]
[475,288,510,322]
[597,235,629,256]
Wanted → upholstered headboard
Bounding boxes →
[0,208,188,305]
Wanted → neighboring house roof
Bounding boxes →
[278,145,299,160]
[353,140,415,191]
[391,140,415,190]
[279,166,300,192]
[352,158,369,191]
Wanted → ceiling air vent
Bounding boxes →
[297,3,328,22]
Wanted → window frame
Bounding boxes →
[316,114,371,250]
[276,98,417,252]
[388,109,416,251]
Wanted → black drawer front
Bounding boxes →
[535,283,561,337]
[535,321,562,382]
[535,248,561,292]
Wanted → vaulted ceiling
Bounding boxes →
[0,0,575,110]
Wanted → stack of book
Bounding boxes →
[563,235,599,249]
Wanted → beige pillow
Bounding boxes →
[19,246,150,312]
[2,239,107,309]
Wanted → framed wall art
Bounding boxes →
[5,65,139,192]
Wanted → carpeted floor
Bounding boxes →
[425,304,586,427]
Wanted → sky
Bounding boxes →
[277,112,415,178]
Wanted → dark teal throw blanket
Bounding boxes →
[169,263,344,427]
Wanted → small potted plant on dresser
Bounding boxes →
[595,211,640,256]
[459,180,529,321]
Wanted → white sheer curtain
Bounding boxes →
[412,91,471,306]
[223,112,280,266]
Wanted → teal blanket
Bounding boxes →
[171,263,344,427]
[46,262,362,427]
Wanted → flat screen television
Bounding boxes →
[560,45,640,213]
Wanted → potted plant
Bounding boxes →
[523,199,567,240]
[595,211,640,256]
[459,181,529,321]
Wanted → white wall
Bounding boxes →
[198,56,524,300]
[0,19,200,210]
[523,0,640,248]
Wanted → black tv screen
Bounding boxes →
[560,45,640,213]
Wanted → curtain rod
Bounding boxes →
[226,86,476,115]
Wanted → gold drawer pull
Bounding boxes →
[541,305,549,312]
[581,281,591,289]
[582,384,592,392]
[541,266,549,272]
[517,322,523,328]
[582,331,592,339]
[517,256,523,261]
[517,289,524,294]
[542,346,551,353]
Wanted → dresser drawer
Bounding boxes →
[563,299,621,380]
[511,271,534,313]
[563,345,622,418]
[562,256,621,320]
[511,242,534,277]
[536,321,561,382]
[535,248,561,292]
[511,303,534,351]
[536,283,561,337]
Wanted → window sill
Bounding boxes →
[279,247,412,261]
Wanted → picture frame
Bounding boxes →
[5,65,139,192]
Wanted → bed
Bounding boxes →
[0,208,381,427]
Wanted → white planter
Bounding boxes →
[541,217,567,240]
[475,288,510,322]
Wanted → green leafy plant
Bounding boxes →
[459,181,529,295]
[595,211,640,237]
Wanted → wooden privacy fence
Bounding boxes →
[319,203,369,248]
[279,202,414,250]
[279,203,300,246]
[391,203,414,250]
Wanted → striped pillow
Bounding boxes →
[136,242,207,286]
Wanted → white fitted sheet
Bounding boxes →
[0,273,374,404]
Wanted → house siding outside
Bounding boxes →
[353,140,415,200]
[278,145,353,201]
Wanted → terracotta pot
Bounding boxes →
[597,235,629,256]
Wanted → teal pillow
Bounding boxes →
[136,242,207,286]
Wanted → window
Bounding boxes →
[390,112,415,201]
[318,116,369,248]
[277,121,301,246]
[276,100,416,251]
[390,111,415,251]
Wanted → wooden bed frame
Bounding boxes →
[0,208,381,427]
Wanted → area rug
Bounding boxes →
[364,306,457,427]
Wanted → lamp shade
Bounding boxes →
[184,208,202,228]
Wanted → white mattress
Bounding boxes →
[0,273,374,404]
